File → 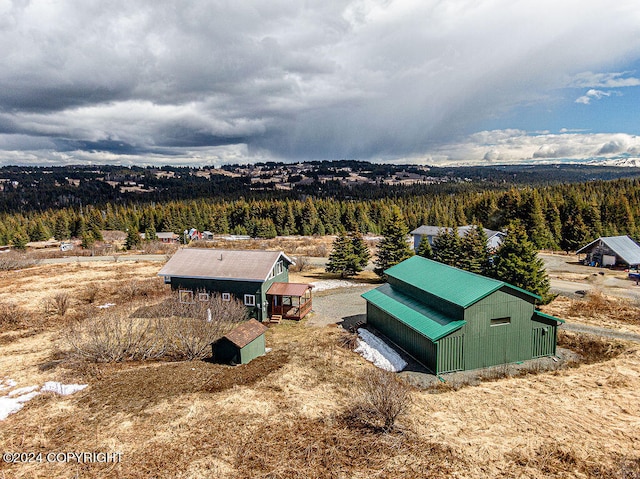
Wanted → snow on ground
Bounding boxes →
[354,328,408,372]
[0,380,88,420]
[41,381,88,396]
[310,279,368,292]
[97,302,116,309]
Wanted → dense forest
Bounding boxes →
[2,170,640,252]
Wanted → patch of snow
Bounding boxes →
[8,385,39,396]
[0,378,17,390]
[310,279,367,292]
[41,382,88,396]
[97,303,116,309]
[0,392,40,420]
[1,381,88,420]
[354,328,408,373]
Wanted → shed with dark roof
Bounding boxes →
[212,319,268,365]
[362,256,564,374]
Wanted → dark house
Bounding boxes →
[158,248,295,321]
[362,256,564,374]
[212,319,268,364]
[576,235,640,268]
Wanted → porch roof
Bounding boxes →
[266,282,312,297]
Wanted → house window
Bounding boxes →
[244,294,256,306]
[275,261,283,275]
[198,292,210,302]
[179,289,194,304]
[163,276,171,284]
[222,293,231,302]
[491,317,511,326]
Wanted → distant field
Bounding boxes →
[0,256,639,478]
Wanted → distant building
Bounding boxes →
[410,225,505,252]
[140,232,179,243]
[576,235,640,268]
[158,248,302,322]
[362,256,563,374]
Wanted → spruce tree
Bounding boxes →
[458,226,489,275]
[431,228,460,267]
[350,229,371,272]
[326,231,355,278]
[491,222,551,301]
[125,228,142,250]
[374,207,413,277]
[415,237,433,259]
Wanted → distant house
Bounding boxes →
[362,256,563,374]
[211,319,268,364]
[158,248,297,321]
[410,225,505,252]
[576,235,640,268]
[140,232,179,243]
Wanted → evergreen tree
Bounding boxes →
[81,231,95,249]
[458,226,490,275]
[11,231,29,250]
[144,226,157,241]
[491,222,551,301]
[374,207,413,277]
[415,237,433,259]
[125,228,142,250]
[326,232,356,278]
[431,228,460,267]
[350,229,371,272]
[54,214,71,240]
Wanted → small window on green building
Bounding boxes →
[244,294,256,306]
[222,293,231,301]
[490,317,511,326]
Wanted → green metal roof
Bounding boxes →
[362,284,466,341]
[534,310,566,324]
[384,256,541,308]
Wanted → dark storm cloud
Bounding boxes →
[0,0,640,165]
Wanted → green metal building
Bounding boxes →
[212,319,268,364]
[158,248,293,321]
[362,256,564,374]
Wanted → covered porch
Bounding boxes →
[266,282,313,321]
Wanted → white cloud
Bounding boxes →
[575,88,621,104]
[569,71,640,88]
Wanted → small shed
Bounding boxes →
[576,235,640,268]
[212,319,268,365]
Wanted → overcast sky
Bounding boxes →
[2,0,640,166]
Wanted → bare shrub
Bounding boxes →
[558,330,626,365]
[568,290,640,324]
[347,368,412,432]
[79,286,99,304]
[0,252,38,271]
[0,301,33,331]
[65,292,248,362]
[338,330,359,350]
[42,292,70,316]
[65,310,165,362]
[289,255,310,273]
[120,278,165,301]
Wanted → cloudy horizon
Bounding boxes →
[1,1,640,167]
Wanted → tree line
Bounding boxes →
[2,177,640,252]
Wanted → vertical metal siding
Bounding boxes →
[531,326,556,358]
[437,334,464,373]
[366,303,438,373]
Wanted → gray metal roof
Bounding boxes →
[158,248,294,282]
[410,225,504,240]
[576,236,640,266]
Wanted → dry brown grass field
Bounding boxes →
[0,259,639,478]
